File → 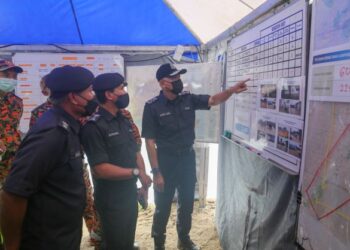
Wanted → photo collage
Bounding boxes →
[257,118,276,146]
[260,84,277,110]
[277,125,303,158]
[259,78,304,118]
[279,84,302,116]
[256,114,303,159]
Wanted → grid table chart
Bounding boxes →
[227,10,304,85]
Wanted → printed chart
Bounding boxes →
[224,0,307,173]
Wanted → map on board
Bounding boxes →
[299,102,350,249]
[309,0,350,102]
[13,53,124,132]
[314,0,350,51]
[224,0,307,173]
[298,0,350,249]
[126,63,222,143]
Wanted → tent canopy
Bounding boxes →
[0,0,265,46]
[0,0,198,46]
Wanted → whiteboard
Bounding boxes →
[224,0,308,173]
[13,53,124,132]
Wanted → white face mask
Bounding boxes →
[0,78,18,92]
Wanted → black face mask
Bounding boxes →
[78,95,99,116]
[171,79,183,95]
[115,93,130,109]
[83,98,99,116]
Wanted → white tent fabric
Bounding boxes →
[165,0,266,43]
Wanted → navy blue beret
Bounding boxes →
[46,65,94,97]
[93,73,125,91]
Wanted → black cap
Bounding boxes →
[0,59,23,73]
[93,73,125,91]
[46,65,94,98]
[156,63,187,81]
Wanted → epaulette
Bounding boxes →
[87,113,101,123]
[179,91,191,96]
[146,96,159,104]
[58,120,70,132]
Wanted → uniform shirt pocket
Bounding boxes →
[181,106,195,128]
[159,112,177,132]
[107,130,125,148]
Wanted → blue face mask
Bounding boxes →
[0,78,18,92]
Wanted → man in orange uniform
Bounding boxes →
[0,59,23,187]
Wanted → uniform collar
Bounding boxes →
[159,91,179,105]
[52,106,81,134]
[98,106,121,121]
[0,91,20,101]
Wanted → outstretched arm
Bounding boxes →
[208,79,250,106]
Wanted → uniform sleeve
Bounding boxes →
[81,122,109,167]
[191,94,211,110]
[3,128,67,198]
[141,103,157,139]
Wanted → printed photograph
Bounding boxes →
[279,99,290,113]
[261,84,277,98]
[267,98,276,109]
[289,100,302,116]
[260,97,268,108]
[288,141,302,158]
[281,85,300,100]
[277,136,289,152]
[289,127,303,144]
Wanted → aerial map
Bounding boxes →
[314,0,350,51]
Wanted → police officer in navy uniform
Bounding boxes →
[81,73,152,250]
[0,65,97,250]
[142,63,249,250]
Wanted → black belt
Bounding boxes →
[158,146,193,154]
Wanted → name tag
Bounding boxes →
[160,112,171,117]
[108,131,119,137]
[74,151,81,158]
[184,106,191,110]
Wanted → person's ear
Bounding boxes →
[42,87,50,96]
[68,92,79,105]
[105,91,115,101]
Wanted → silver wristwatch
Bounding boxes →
[132,168,140,177]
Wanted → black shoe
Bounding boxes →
[154,237,165,250]
[177,238,200,250]
[154,245,165,250]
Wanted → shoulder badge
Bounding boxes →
[146,96,159,104]
[179,91,190,96]
[88,113,101,122]
[58,120,70,131]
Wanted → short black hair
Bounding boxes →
[50,94,68,106]
[95,88,115,104]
